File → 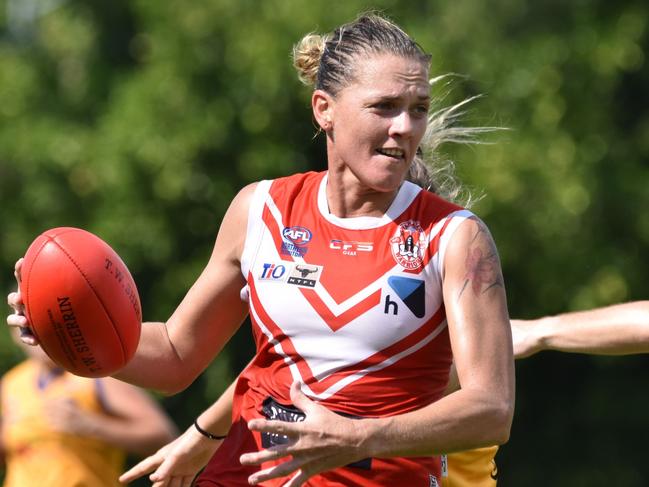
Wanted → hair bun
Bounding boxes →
[293,33,328,86]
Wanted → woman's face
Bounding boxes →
[322,53,430,192]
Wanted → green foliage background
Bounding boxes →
[0,0,647,485]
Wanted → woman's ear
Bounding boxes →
[312,89,333,131]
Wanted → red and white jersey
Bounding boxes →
[197,171,475,487]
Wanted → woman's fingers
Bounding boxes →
[7,264,39,344]
[247,417,302,438]
[7,292,24,316]
[288,382,314,414]
[6,310,27,328]
[14,258,23,285]
[119,453,162,483]
[248,457,306,485]
[283,470,309,487]
[240,441,293,466]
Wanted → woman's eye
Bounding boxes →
[374,101,395,110]
[412,105,429,116]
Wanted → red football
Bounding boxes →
[20,227,141,377]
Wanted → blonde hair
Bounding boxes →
[294,14,497,207]
[408,74,501,207]
[292,33,328,87]
[293,13,430,95]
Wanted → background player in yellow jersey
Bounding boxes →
[0,330,178,487]
[118,300,649,486]
[441,299,649,486]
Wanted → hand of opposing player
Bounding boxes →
[6,258,38,345]
[240,382,368,487]
[119,423,222,487]
[45,397,99,435]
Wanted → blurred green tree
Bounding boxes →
[0,0,647,485]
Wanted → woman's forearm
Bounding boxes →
[360,386,513,459]
[113,321,190,393]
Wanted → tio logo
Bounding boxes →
[260,263,287,280]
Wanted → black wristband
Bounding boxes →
[193,419,227,440]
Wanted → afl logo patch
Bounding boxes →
[282,226,312,246]
[281,226,312,257]
[390,220,427,270]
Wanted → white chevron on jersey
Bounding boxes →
[240,172,475,401]
[248,292,450,400]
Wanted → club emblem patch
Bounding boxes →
[390,220,427,270]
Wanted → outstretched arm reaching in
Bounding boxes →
[512,300,649,357]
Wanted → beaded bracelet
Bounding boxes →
[193,419,228,440]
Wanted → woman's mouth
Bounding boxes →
[376,147,405,160]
